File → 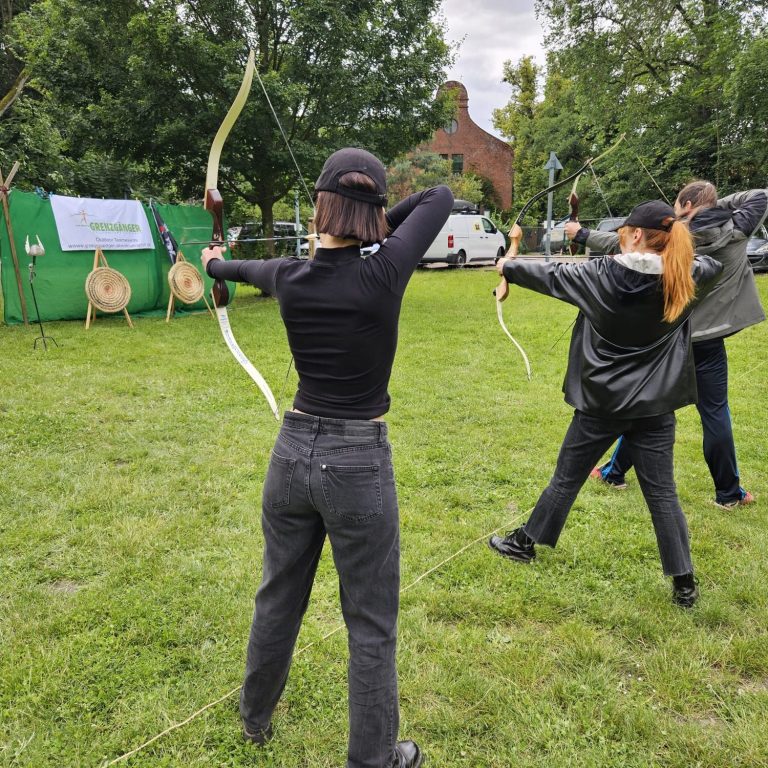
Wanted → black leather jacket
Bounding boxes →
[502,255,723,418]
[574,189,767,342]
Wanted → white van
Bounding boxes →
[420,214,507,266]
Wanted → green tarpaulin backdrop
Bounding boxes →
[0,191,235,325]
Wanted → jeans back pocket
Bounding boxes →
[263,452,297,508]
[320,463,382,523]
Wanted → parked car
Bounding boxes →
[420,213,506,266]
[747,225,768,272]
[540,215,570,252]
[586,216,626,258]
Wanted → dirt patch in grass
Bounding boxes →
[47,580,83,595]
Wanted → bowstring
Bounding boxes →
[250,63,322,415]
[628,145,671,204]
[252,67,316,212]
[588,163,613,217]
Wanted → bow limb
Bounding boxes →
[493,224,532,381]
[493,133,627,374]
[206,50,280,422]
[205,49,255,307]
[564,133,627,255]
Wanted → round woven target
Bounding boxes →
[85,267,131,312]
[168,262,204,303]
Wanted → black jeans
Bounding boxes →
[240,412,400,768]
[523,410,693,576]
[601,338,743,504]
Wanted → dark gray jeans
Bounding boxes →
[523,410,693,576]
[241,411,400,768]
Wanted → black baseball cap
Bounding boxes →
[314,147,388,206]
[611,200,677,232]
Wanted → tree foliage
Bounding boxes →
[388,151,483,206]
[2,0,452,237]
[497,0,768,222]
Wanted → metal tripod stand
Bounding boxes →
[26,236,57,350]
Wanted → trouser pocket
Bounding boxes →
[263,451,297,508]
[320,462,383,523]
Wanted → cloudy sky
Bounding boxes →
[440,0,546,139]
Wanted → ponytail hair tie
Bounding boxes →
[661,215,676,232]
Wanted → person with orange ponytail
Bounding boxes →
[489,201,722,608]
[572,182,767,508]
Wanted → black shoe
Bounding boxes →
[242,723,273,745]
[393,740,423,768]
[672,573,699,608]
[488,527,536,563]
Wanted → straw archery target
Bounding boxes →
[168,262,204,304]
[85,267,132,312]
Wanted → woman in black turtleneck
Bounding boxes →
[203,147,452,768]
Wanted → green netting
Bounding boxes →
[0,191,235,325]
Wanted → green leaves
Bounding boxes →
[3,0,451,224]
[491,0,768,221]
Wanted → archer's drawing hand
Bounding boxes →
[564,221,581,239]
[202,245,226,271]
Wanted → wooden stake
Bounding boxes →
[0,163,29,324]
[84,249,100,329]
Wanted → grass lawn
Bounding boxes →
[1,267,767,768]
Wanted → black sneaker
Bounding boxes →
[488,527,536,563]
[672,573,699,609]
[393,740,424,768]
[242,723,273,745]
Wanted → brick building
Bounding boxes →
[421,81,513,210]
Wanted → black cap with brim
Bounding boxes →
[610,200,677,232]
[314,147,388,206]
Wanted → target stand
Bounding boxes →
[166,252,214,322]
[84,249,134,329]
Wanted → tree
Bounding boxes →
[388,151,482,206]
[493,56,606,223]
[0,0,32,116]
[493,56,538,215]
[532,0,768,206]
[725,34,768,188]
[10,0,453,242]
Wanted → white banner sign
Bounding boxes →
[50,195,153,251]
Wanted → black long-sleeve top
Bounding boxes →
[207,186,454,419]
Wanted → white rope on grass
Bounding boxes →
[101,509,531,766]
[732,359,767,382]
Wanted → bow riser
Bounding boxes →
[204,189,229,305]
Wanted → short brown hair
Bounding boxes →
[314,172,388,243]
[677,180,717,209]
